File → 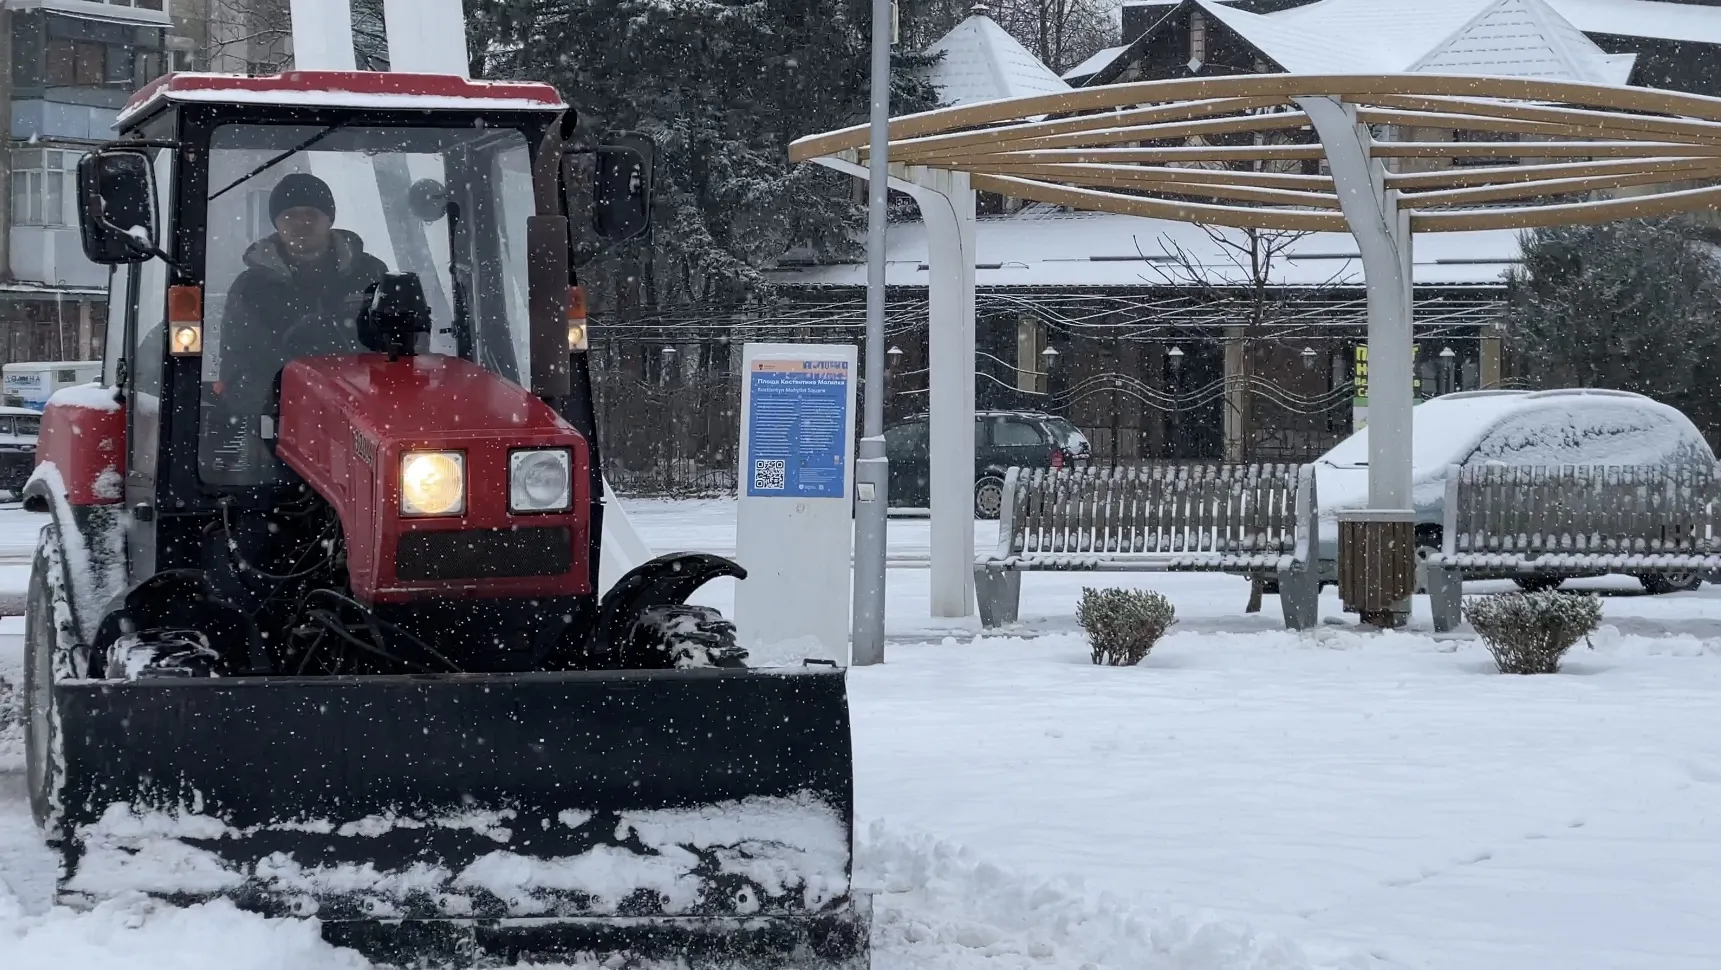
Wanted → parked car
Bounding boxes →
[885,410,1092,518]
[0,405,42,497]
[1315,389,1716,593]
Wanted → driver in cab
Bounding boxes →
[220,173,389,412]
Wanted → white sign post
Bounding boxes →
[734,343,859,664]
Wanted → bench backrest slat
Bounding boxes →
[1452,462,1721,555]
[999,462,1307,558]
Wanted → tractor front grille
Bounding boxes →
[396,527,573,582]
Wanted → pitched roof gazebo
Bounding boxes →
[790,72,1721,620]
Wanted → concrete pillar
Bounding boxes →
[1480,332,1503,389]
[1223,326,1245,462]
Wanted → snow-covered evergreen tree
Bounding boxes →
[465,0,938,309]
[1502,217,1721,440]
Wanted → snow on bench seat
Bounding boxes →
[975,464,1319,631]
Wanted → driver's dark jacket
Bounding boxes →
[219,229,389,412]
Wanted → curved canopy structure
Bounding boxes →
[791,73,1721,622]
[790,73,1721,234]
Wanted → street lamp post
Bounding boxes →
[850,0,893,666]
[1438,346,1456,395]
[1039,344,1058,395]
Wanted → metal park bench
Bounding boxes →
[974,463,1321,631]
[1424,463,1721,632]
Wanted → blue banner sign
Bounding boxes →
[746,358,849,499]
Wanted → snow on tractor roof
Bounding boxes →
[116,71,566,129]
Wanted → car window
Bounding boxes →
[1043,417,1089,453]
[991,417,1044,447]
[0,418,12,437]
[16,415,38,436]
[885,422,928,458]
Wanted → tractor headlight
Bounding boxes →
[400,451,465,517]
[510,448,573,513]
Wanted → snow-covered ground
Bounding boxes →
[3,498,1721,969]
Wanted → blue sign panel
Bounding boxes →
[746,358,849,499]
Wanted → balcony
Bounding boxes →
[11,89,126,141]
[9,226,107,289]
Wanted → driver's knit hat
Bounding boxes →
[270,173,337,224]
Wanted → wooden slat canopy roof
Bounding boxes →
[789,74,1721,233]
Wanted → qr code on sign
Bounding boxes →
[753,459,787,491]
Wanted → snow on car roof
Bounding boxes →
[1319,389,1693,471]
[117,71,566,128]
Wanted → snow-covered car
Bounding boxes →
[1314,389,1717,593]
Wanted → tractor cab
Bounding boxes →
[76,71,647,594]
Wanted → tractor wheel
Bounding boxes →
[974,476,1006,520]
[1640,571,1703,595]
[24,534,62,830]
[625,604,748,669]
[1513,575,1564,592]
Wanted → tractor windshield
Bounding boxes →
[198,122,535,486]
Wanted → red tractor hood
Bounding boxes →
[275,354,592,603]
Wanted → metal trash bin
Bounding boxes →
[1336,508,1416,628]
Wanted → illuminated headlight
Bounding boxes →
[510,448,573,513]
[400,451,465,517]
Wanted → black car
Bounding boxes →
[884,410,1092,518]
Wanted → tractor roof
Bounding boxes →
[116,71,566,129]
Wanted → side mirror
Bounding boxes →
[77,149,159,265]
[591,132,654,242]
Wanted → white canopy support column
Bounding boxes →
[1295,96,1413,514]
[910,166,978,618]
[811,153,979,619]
[1297,95,1415,619]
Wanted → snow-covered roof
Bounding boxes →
[1198,0,1631,82]
[1410,0,1635,83]
[919,7,1072,106]
[1546,0,1721,45]
[770,205,1523,290]
[1063,45,1130,81]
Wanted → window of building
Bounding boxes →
[10,149,82,227]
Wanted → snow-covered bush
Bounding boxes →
[1464,591,1601,674]
[1076,588,1176,666]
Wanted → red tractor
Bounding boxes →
[20,69,866,968]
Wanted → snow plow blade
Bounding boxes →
[48,666,868,968]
